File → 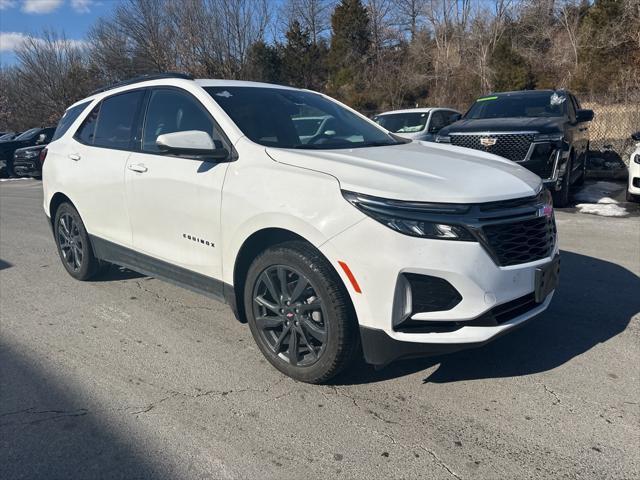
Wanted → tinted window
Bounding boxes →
[142,89,221,154]
[205,87,402,150]
[14,128,40,141]
[53,101,91,141]
[375,112,428,133]
[465,92,567,119]
[75,104,100,144]
[94,90,145,149]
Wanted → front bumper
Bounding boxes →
[13,158,41,177]
[321,216,559,365]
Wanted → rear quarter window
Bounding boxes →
[52,101,91,141]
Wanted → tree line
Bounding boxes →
[1,0,638,131]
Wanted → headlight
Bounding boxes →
[534,133,564,143]
[23,151,38,158]
[342,191,476,241]
[435,135,450,143]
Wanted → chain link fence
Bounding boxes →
[583,103,640,164]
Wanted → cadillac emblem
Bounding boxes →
[480,137,497,147]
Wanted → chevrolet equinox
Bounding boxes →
[43,73,559,383]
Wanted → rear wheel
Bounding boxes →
[244,241,359,383]
[54,203,100,280]
[574,152,587,187]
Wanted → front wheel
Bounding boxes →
[553,156,573,207]
[244,241,359,383]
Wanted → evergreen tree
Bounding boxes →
[282,20,326,89]
[245,41,283,84]
[327,0,372,104]
[491,37,535,92]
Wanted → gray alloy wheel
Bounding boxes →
[252,265,328,367]
[54,203,100,280]
[244,241,359,383]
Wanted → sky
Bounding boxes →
[0,0,118,65]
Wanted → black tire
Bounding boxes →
[243,240,359,384]
[574,152,587,187]
[553,156,572,207]
[53,202,100,280]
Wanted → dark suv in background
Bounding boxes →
[436,90,593,206]
[0,127,56,178]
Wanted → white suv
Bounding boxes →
[43,74,559,383]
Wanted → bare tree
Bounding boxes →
[281,0,334,44]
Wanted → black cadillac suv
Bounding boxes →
[436,90,593,206]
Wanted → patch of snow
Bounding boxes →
[573,181,624,203]
[575,203,628,217]
[0,177,32,182]
[572,181,628,217]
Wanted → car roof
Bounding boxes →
[67,78,303,111]
[377,107,457,116]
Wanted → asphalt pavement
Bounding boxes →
[1,179,639,479]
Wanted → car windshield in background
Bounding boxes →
[14,128,40,141]
[465,92,567,119]
[205,87,403,150]
[375,112,428,133]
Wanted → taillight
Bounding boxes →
[39,148,48,165]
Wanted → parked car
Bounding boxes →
[436,90,594,206]
[374,108,461,141]
[627,131,640,202]
[13,145,47,178]
[0,127,56,177]
[43,73,559,383]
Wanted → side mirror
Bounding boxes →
[156,130,229,161]
[576,109,594,123]
[428,124,442,133]
[632,132,640,141]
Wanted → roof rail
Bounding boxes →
[89,72,194,96]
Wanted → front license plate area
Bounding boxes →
[535,256,560,303]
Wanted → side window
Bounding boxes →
[444,111,461,126]
[75,104,100,144]
[52,101,91,141]
[93,90,145,149]
[142,89,221,154]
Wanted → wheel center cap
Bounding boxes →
[285,312,294,318]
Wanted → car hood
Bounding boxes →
[439,117,565,136]
[266,141,542,203]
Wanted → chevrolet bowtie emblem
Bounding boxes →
[480,137,497,147]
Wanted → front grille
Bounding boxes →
[482,216,555,266]
[451,133,535,162]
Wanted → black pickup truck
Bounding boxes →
[436,90,594,206]
[0,127,56,178]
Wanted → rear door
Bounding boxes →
[124,87,230,282]
[69,89,146,246]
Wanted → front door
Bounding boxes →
[125,87,230,283]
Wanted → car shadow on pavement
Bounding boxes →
[0,342,164,479]
[88,264,145,282]
[335,250,639,385]
[0,259,12,270]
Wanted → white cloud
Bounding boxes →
[70,0,92,13]
[0,31,87,53]
[0,0,17,11]
[22,0,63,14]
[0,32,28,52]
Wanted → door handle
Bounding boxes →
[127,163,148,173]
[68,154,81,161]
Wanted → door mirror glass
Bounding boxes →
[156,130,228,160]
[576,109,594,123]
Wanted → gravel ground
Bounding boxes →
[1,179,639,480]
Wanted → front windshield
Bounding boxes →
[375,112,428,133]
[465,92,567,119]
[205,87,403,149]
[14,128,40,141]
